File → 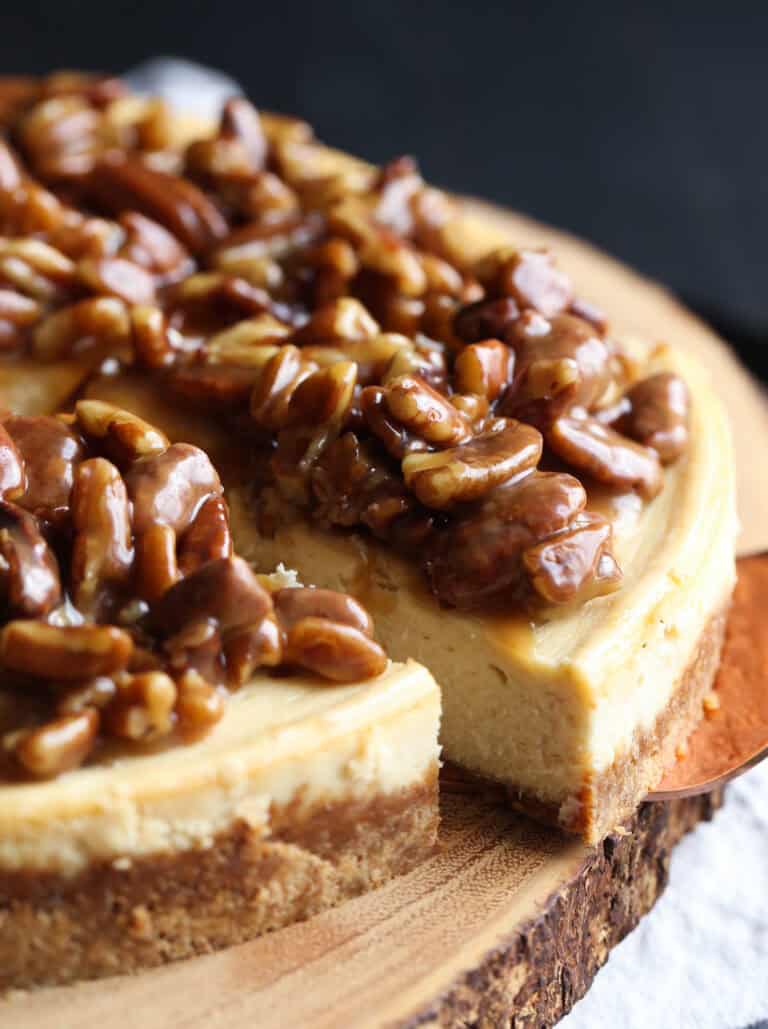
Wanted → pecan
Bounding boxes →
[0,238,76,302]
[402,419,542,509]
[284,618,387,682]
[0,288,41,349]
[302,333,410,387]
[105,672,177,741]
[89,154,228,254]
[219,97,268,170]
[310,431,409,528]
[377,374,471,448]
[75,400,169,464]
[496,249,573,318]
[249,345,318,429]
[205,315,290,365]
[426,471,587,608]
[135,524,180,603]
[17,95,103,180]
[548,416,663,499]
[0,424,25,500]
[167,363,263,409]
[77,256,157,305]
[70,458,134,617]
[56,676,117,715]
[453,297,521,343]
[453,339,515,401]
[0,501,61,616]
[178,494,232,574]
[619,372,690,463]
[292,297,380,345]
[174,669,225,741]
[130,305,181,369]
[151,556,272,636]
[119,211,191,279]
[285,361,357,427]
[504,314,612,424]
[32,296,130,361]
[0,621,133,679]
[224,615,282,685]
[125,443,222,536]
[273,587,374,637]
[12,709,99,778]
[522,511,622,605]
[3,415,84,523]
[360,385,428,459]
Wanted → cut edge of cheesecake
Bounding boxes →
[228,340,737,844]
[0,659,440,989]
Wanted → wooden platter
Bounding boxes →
[4,203,765,1027]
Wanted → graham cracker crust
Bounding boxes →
[0,766,439,991]
[506,603,730,842]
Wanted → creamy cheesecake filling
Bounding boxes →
[0,659,440,873]
[229,342,736,815]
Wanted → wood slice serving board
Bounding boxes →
[4,203,765,1028]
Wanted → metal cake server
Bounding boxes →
[648,553,768,799]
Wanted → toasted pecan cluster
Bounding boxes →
[0,71,691,616]
[0,399,386,779]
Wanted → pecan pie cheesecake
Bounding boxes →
[0,62,736,921]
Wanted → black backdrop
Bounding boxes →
[2,0,766,377]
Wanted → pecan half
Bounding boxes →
[151,556,272,636]
[3,415,84,523]
[522,511,622,604]
[505,314,612,424]
[273,587,374,637]
[402,419,542,509]
[77,256,157,305]
[619,372,690,463]
[125,443,223,536]
[497,249,573,318]
[426,471,588,608]
[32,296,130,361]
[75,400,169,465]
[89,154,228,254]
[0,501,61,617]
[178,494,232,574]
[453,297,520,343]
[12,709,99,778]
[453,339,515,401]
[0,423,25,500]
[70,458,134,618]
[548,416,663,500]
[174,670,225,741]
[0,622,133,679]
[284,618,387,683]
[104,672,177,741]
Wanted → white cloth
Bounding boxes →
[563,761,768,1029]
[125,58,768,1029]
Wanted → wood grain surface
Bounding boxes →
[3,202,762,1028]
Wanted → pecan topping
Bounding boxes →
[0,396,391,778]
[619,372,690,463]
[0,71,696,753]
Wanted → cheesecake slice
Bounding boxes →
[0,659,439,990]
[0,398,440,991]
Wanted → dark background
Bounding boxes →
[1,0,766,377]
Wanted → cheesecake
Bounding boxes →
[0,61,736,900]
